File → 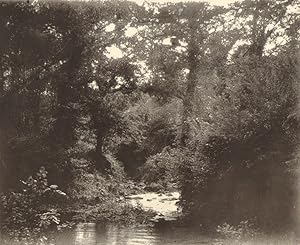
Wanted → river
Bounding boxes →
[51,192,299,245]
[3,192,300,244]
[51,222,299,245]
[53,222,223,245]
[50,191,223,244]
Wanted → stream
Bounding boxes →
[50,192,300,245]
[53,191,224,245]
[4,192,299,244]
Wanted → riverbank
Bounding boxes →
[66,193,157,225]
[65,187,182,226]
[3,182,300,245]
[0,169,159,244]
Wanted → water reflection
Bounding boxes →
[53,222,300,245]
[55,222,220,245]
[74,223,97,245]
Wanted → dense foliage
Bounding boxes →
[0,167,69,243]
[0,0,300,241]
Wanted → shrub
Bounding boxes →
[140,147,183,189]
[0,167,69,243]
[216,220,259,241]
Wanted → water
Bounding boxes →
[52,222,300,245]
[52,192,222,245]
[3,192,300,244]
[54,222,221,245]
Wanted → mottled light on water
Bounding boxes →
[54,223,221,245]
[51,223,300,245]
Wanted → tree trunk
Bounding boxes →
[180,23,201,147]
[50,41,84,147]
[94,127,111,172]
[51,75,77,146]
[89,99,112,172]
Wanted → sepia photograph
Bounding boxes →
[0,0,300,244]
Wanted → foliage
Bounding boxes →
[216,220,259,241]
[71,197,155,225]
[140,147,183,189]
[0,0,300,240]
[66,169,155,225]
[67,169,127,202]
[117,93,181,177]
[0,167,69,243]
[179,53,299,230]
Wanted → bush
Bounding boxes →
[216,220,259,241]
[179,55,298,230]
[140,147,183,189]
[0,167,70,243]
[144,182,164,192]
[65,168,155,224]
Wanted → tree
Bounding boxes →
[0,1,144,184]
[134,2,236,146]
[229,0,299,58]
[178,0,300,229]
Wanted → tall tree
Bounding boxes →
[229,0,299,58]
[133,2,235,146]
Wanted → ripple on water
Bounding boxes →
[52,222,300,245]
[55,222,220,245]
[31,192,300,245]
